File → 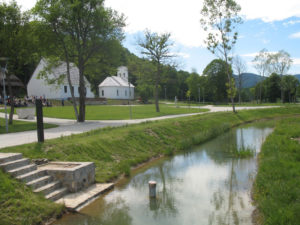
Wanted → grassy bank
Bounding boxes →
[0,118,57,134]
[0,106,299,225]
[0,170,64,225]
[253,117,300,225]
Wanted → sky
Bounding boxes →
[10,0,300,75]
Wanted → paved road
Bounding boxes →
[0,105,278,149]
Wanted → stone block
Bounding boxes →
[16,108,35,120]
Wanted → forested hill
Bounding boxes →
[294,74,300,82]
[234,73,300,88]
[233,73,263,88]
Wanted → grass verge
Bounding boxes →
[0,118,57,134]
[253,117,300,225]
[0,106,299,225]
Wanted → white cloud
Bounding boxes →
[292,58,300,65]
[283,19,300,26]
[289,32,300,39]
[13,0,300,48]
[237,0,300,22]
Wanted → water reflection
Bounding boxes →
[53,126,273,225]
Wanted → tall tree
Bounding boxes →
[252,49,271,103]
[200,0,242,112]
[138,30,173,112]
[268,50,293,103]
[203,59,230,103]
[35,0,125,122]
[0,0,33,124]
[232,55,247,104]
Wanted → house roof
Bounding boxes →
[35,59,91,86]
[0,74,24,87]
[98,76,134,87]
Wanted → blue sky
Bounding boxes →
[13,0,300,75]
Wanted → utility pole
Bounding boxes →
[128,74,132,119]
[0,57,9,133]
[198,86,200,103]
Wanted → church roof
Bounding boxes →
[98,76,134,87]
[32,59,91,86]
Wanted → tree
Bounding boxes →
[252,49,270,103]
[186,72,200,101]
[35,0,125,122]
[203,59,230,103]
[282,75,299,103]
[268,50,293,103]
[200,0,242,112]
[0,1,33,125]
[138,30,173,112]
[232,55,247,104]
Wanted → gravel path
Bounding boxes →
[0,105,278,149]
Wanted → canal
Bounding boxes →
[53,124,273,225]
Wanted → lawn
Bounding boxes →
[0,118,57,134]
[42,104,208,120]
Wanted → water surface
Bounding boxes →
[53,125,273,225]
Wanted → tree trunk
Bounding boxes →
[225,61,235,113]
[8,75,14,125]
[154,64,160,112]
[238,73,242,105]
[65,59,79,121]
[280,74,284,103]
[78,69,86,122]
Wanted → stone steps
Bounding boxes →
[46,187,68,201]
[34,181,61,196]
[0,153,67,202]
[8,164,37,177]
[0,158,30,171]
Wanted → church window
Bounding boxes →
[102,90,104,96]
[64,86,67,93]
[125,90,127,96]
[117,90,119,96]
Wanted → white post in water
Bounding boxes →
[148,181,157,198]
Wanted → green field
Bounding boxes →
[0,118,57,134]
[41,104,208,120]
[1,104,208,120]
[0,106,299,225]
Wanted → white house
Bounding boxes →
[98,66,134,100]
[27,59,94,99]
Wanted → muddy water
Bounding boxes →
[53,125,273,225]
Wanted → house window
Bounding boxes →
[64,86,67,93]
[102,90,104,96]
[117,90,119,96]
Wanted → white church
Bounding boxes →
[98,66,134,100]
[27,59,94,99]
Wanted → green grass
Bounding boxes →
[0,118,57,134]
[0,170,64,225]
[1,104,208,120]
[40,104,208,120]
[228,146,255,158]
[0,106,299,225]
[253,117,300,225]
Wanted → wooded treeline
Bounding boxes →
[0,0,298,108]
